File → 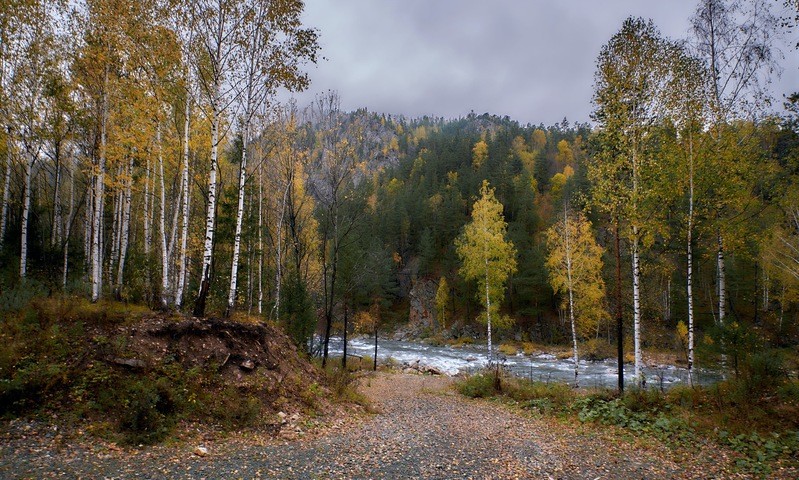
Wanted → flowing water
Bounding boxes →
[327,337,723,388]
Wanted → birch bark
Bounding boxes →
[0,128,10,247]
[116,157,132,289]
[19,150,32,278]
[90,72,109,302]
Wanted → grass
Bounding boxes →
[456,365,799,476]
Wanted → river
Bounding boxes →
[327,336,723,388]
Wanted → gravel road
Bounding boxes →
[0,372,769,479]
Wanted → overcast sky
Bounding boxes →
[279,0,798,126]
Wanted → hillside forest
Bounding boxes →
[2,0,799,391]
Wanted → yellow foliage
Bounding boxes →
[498,343,518,356]
[512,136,536,174]
[676,320,688,343]
[354,310,375,334]
[472,140,488,169]
[531,129,547,151]
[456,180,517,321]
[545,210,607,338]
[555,139,574,165]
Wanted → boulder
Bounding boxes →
[240,359,255,371]
[193,446,209,457]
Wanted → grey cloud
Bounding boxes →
[281,0,797,125]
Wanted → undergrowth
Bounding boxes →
[457,364,799,476]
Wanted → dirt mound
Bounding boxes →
[104,316,334,426]
[123,317,321,396]
[0,301,342,444]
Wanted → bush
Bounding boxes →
[451,336,474,347]
[622,388,666,413]
[206,386,261,429]
[521,342,540,355]
[457,373,499,398]
[777,380,799,402]
[119,379,178,445]
[322,365,368,406]
[581,338,615,361]
[503,378,575,408]
[744,350,787,392]
[498,343,518,356]
[0,279,47,315]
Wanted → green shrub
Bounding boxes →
[503,378,575,408]
[0,280,47,315]
[207,386,261,429]
[457,373,499,398]
[744,350,787,392]
[119,379,178,445]
[777,380,799,402]
[622,388,666,413]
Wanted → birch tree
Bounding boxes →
[667,49,709,381]
[225,0,318,316]
[188,0,247,316]
[590,17,676,386]
[545,209,606,387]
[0,0,39,251]
[12,2,54,278]
[72,0,130,302]
[455,180,517,363]
[690,0,780,329]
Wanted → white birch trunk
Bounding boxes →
[167,171,182,277]
[257,157,263,315]
[63,154,76,289]
[116,158,132,288]
[175,98,191,309]
[564,209,579,387]
[158,123,170,307]
[91,76,108,302]
[717,230,727,373]
[717,231,726,325]
[144,155,151,257]
[109,168,121,275]
[51,151,62,248]
[84,179,92,268]
[485,256,493,363]
[166,176,182,298]
[20,151,32,278]
[227,128,248,315]
[632,229,643,386]
[686,141,695,381]
[1,130,13,247]
[195,90,220,315]
[273,179,291,320]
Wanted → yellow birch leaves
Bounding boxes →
[455,180,517,324]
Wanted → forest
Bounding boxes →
[1,0,798,393]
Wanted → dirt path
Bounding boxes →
[0,373,758,479]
